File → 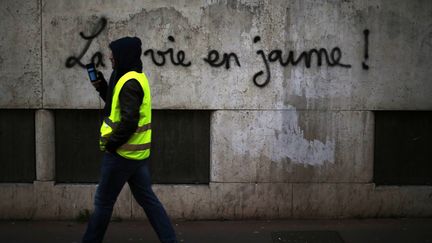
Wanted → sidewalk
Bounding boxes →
[0,218,431,243]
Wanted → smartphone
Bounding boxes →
[85,63,98,82]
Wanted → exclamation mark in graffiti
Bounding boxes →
[362,29,370,70]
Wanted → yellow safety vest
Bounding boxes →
[99,71,152,160]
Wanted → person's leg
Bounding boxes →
[82,152,133,243]
[128,160,178,243]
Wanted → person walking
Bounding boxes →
[82,36,178,243]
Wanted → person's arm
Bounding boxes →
[105,79,144,153]
[91,71,108,102]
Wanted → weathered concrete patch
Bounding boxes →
[40,0,432,109]
[211,110,373,183]
[292,183,432,218]
[32,182,131,220]
[132,182,292,220]
[209,182,293,219]
[1,182,431,220]
[131,184,212,220]
[0,184,35,219]
[0,0,41,108]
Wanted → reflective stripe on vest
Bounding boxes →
[99,71,152,160]
[103,117,151,132]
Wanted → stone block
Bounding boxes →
[0,0,41,108]
[0,184,35,219]
[378,185,432,217]
[292,183,432,218]
[292,183,375,218]
[209,182,293,219]
[211,110,373,183]
[131,185,212,220]
[32,182,131,219]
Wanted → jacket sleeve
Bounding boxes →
[105,79,144,153]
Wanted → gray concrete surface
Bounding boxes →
[1,182,431,220]
[0,218,431,243]
[211,110,373,183]
[0,0,41,108]
[1,0,432,220]
[37,0,432,110]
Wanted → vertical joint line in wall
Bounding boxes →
[291,184,293,217]
[40,0,43,108]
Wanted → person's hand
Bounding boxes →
[105,140,118,154]
[91,71,106,90]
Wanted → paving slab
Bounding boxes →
[0,218,431,243]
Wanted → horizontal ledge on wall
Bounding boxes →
[210,181,432,187]
[4,108,431,112]
[1,181,430,188]
[51,182,211,187]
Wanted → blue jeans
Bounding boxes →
[82,152,178,243]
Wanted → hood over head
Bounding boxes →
[109,36,143,75]
[103,36,143,117]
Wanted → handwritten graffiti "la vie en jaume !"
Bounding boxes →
[66,17,370,88]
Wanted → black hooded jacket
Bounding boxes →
[95,37,145,154]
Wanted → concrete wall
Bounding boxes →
[1,0,432,220]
